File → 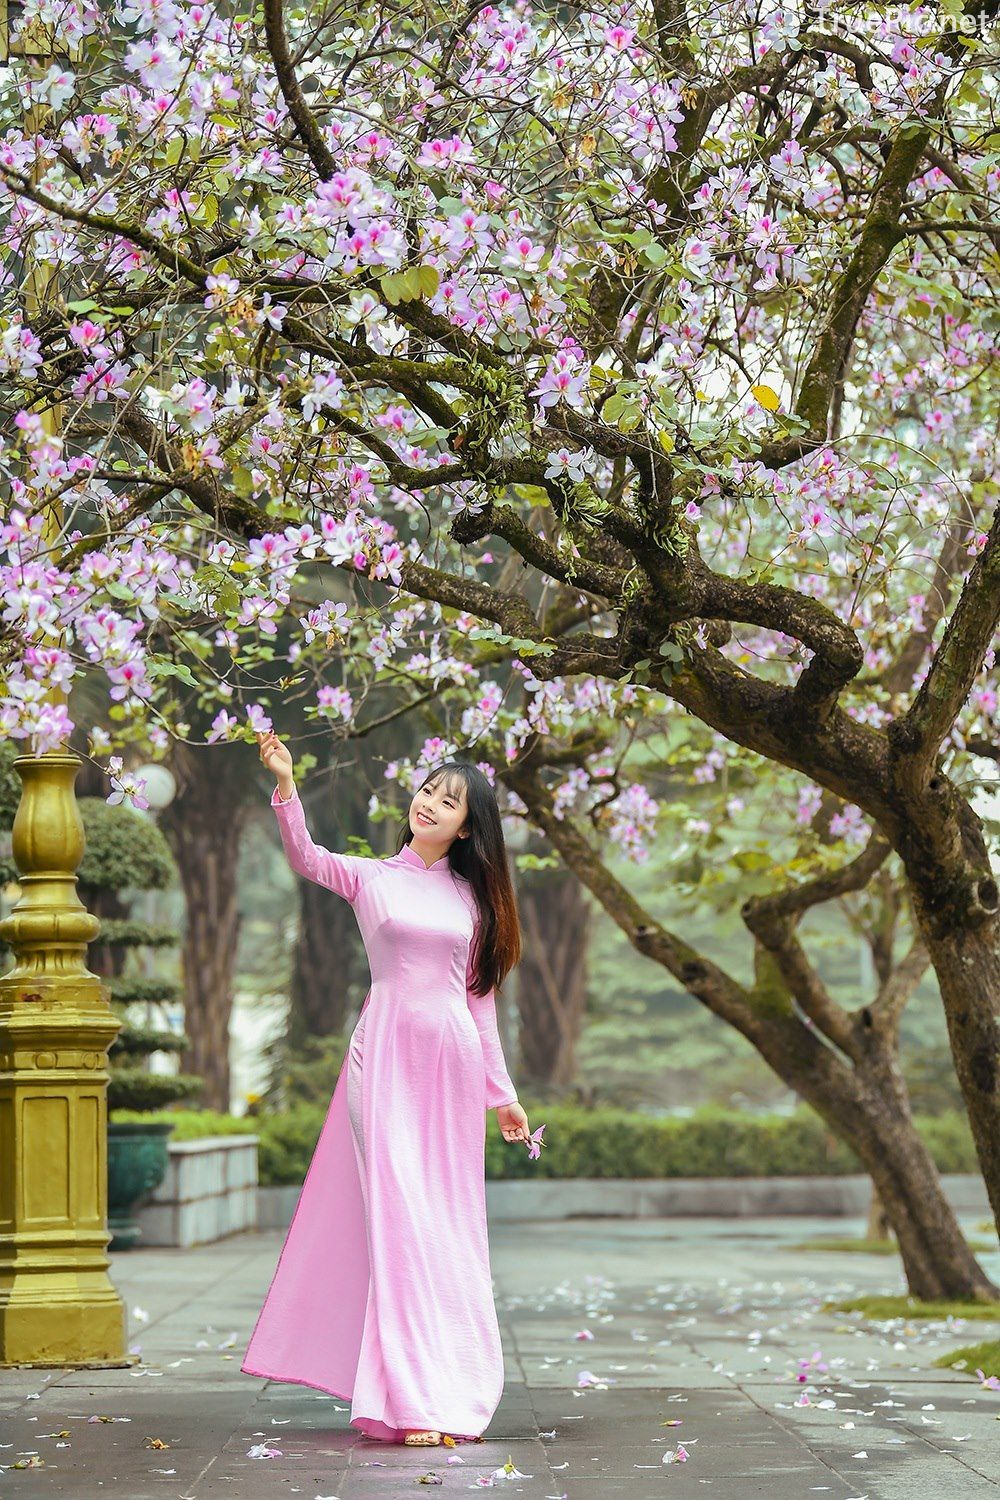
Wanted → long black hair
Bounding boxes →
[396,759,521,995]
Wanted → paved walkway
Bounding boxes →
[1,1216,998,1498]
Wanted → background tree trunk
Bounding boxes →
[866,1187,893,1241]
[282,726,404,1049]
[159,743,250,1112]
[516,852,590,1088]
[286,880,361,1045]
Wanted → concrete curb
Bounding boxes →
[256,1172,991,1227]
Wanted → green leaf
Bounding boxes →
[217,580,240,614]
[513,483,551,507]
[417,264,440,298]
[467,627,556,656]
[147,660,201,688]
[733,849,774,872]
[399,267,423,299]
[379,271,408,306]
[66,298,100,314]
[231,465,255,498]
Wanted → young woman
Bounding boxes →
[241,731,532,1448]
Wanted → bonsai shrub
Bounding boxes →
[76,794,203,1112]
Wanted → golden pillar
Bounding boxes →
[0,4,130,1366]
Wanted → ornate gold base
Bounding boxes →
[0,1285,130,1366]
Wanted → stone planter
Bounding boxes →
[131,1135,258,1248]
[107,1121,175,1250]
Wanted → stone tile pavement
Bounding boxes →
[1,1215,998,1498]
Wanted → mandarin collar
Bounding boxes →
[395,840,451,873]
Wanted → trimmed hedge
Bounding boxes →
[109,1103,982,1188]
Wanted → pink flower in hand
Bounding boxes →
[526,1123,546,1160]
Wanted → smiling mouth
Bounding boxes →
[416,811,436,825]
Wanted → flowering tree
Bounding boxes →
[501,730,1000,1298]
[3,0,1000,1270]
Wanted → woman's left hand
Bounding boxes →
[497,1101,530,1144]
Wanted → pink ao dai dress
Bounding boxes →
[240,783,519,1442]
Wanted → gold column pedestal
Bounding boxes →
[0,754,133,1367]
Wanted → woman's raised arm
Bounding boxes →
[270,784,367,905]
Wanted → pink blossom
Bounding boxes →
[531,349,589,410]
[416,135,475,170]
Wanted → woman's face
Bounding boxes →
[408,774,469,849]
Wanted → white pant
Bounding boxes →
[346,1008,369,1224]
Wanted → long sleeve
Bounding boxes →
[270,783,366,904]
[465,924,518,1110]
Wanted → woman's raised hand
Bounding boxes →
[256,729,294,783]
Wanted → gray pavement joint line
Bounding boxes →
[100,1243,268,1341]
[17,1244,268,1393]
[497,1307,529,1388]
[496,1275,554,1479]
[179,1388,270,1499]
[177,1451,221,1500]
[676,1328,746,1384]
[877,1412,1000,1485]
[734,1378,862,1489]
[516,1381,566,1493]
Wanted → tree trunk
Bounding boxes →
[516,860,590,1087]
[844,1095,990,1301]
[866,1187,893,1241]
[766,1028,996,1301]
[287,877,364,1047]
[159,745,249,1112]
[886,788,1000,1239]
[906,909,1000,1238]
[284,766,375,1049]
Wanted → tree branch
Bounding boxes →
[691,557,865,724]
[740,833,893,1059]
[756,120,933,470]
[891,499,1000,779]
[865,933,930,1039]
[262,0,336,180]
[878,490,977,698]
